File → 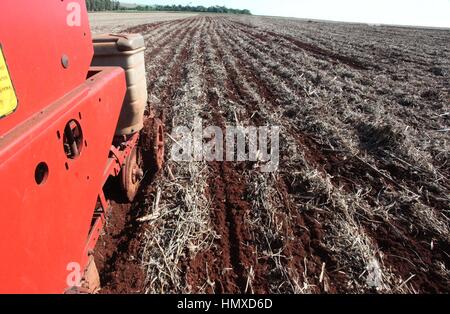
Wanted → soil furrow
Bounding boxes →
[94,15,450,294]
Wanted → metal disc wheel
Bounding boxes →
[120,145,143,202]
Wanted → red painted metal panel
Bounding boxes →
[0,67,126,293]
[0,0,93,136]
[0,0,139,293]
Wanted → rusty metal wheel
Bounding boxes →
[120,144,143,203]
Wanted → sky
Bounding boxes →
[128,0,450,28]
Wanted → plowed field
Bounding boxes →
[93,15,450,294]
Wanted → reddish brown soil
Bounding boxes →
[94,198,146,294]
[94,16,450,294]
[94,121,161,294]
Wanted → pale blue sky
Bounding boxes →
[128,0,450,27]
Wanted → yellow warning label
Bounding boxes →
[0,45,18,118]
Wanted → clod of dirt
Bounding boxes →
[429,66,447,77]
[357,122,405,153]
[397,96,414,107]
[421,89,440,101]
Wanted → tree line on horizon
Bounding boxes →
[85,1,251,15]
[85,0,120,11]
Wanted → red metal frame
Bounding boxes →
[0,1,140,293]
[83,132,140,267]
[0,67,130,293]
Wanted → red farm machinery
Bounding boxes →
[0,0,164,293]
